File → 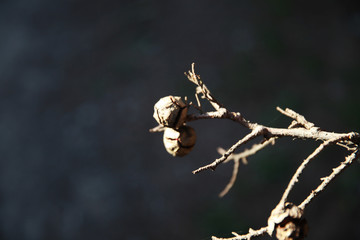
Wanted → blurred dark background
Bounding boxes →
[0,0,359,239]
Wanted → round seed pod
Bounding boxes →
[269,202,308,240]
[153,96,188,129]
[163,125,196,157]
[275,217,308,240]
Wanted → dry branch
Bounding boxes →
[150,63,360,240]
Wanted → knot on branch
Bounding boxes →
[268,202,308,240]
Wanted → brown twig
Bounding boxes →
[186,110,256,129]
[299,149,359,209]
[278,137,345,207]
[276,107,317,130]
[218,158,240,198]
[149,124,165,132]
[211,226,269,240]
[218,138,276,197]
[192,127,264,174]
[185,63,223,111]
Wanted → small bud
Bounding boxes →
[163,125,196,157]
[153,96,188,129]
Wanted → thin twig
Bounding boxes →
[299,149,360,209]
[185,63,223,111]
[149,125,165,132]
[276,107,316,130]
[218,138,276,197]
[192,126,264,174]
[186,110,256,129]
[223,138,276,164]
[211,226,269,240]
[219,158,240,198]
[279,137,342,206]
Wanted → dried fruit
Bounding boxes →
[275,217,308,240]
[153,96,188,129]
[163,125,196,157]
[268,202,308,240]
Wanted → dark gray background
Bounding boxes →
[0,0,359,239]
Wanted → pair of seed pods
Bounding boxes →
[153,96,196,157]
